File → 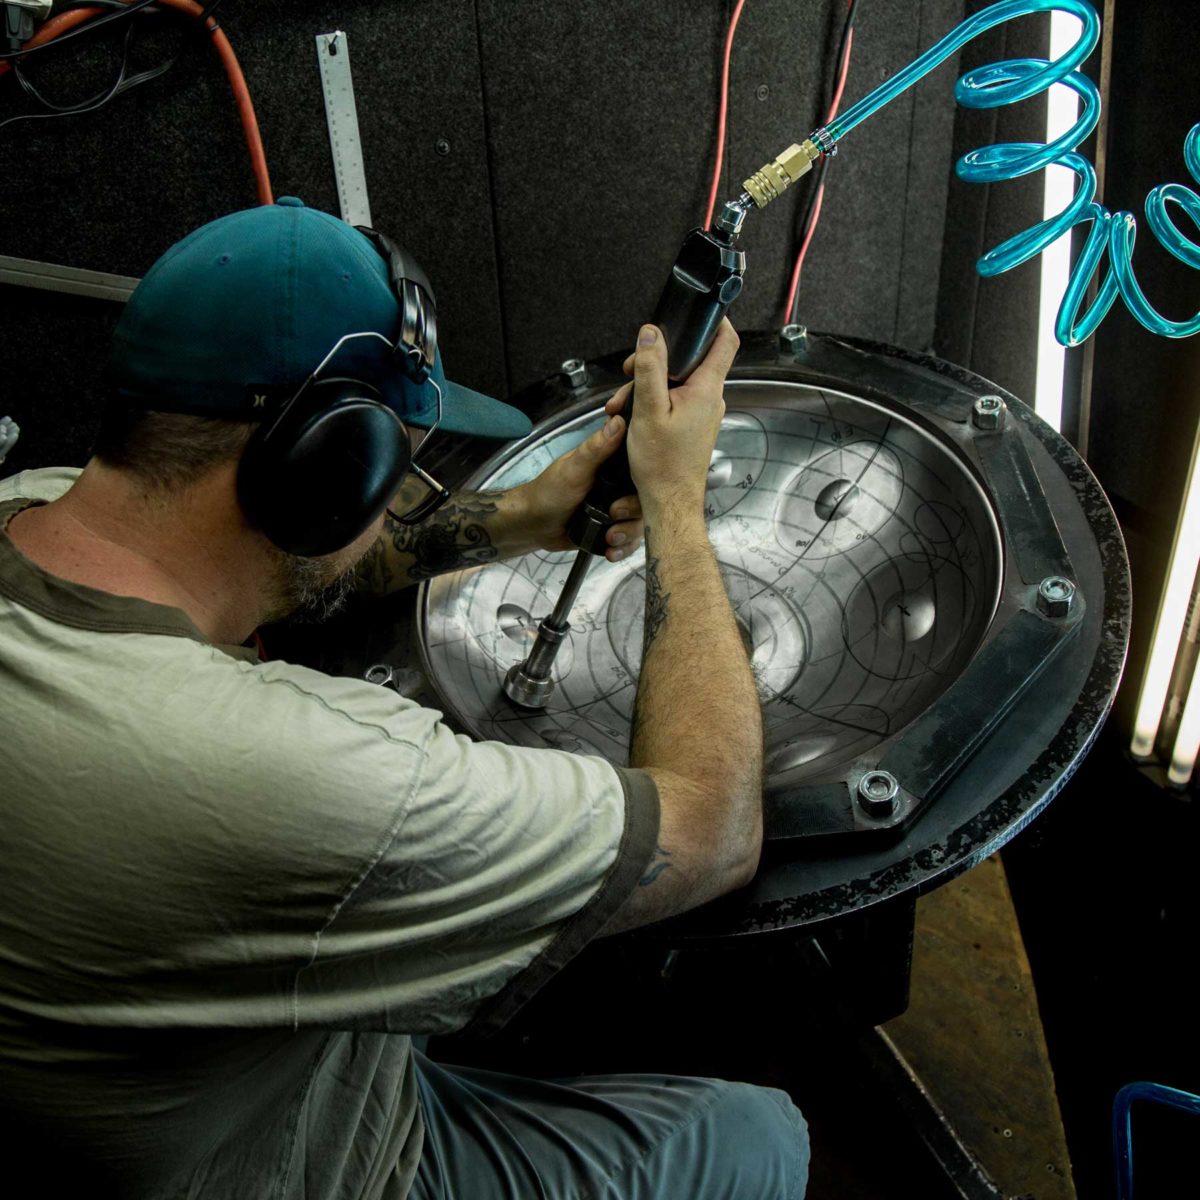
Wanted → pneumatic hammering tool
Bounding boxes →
[499,133,834,708]
[501,198,751,708]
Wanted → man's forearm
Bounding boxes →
[354,488,537,595]
[631,507,764,884]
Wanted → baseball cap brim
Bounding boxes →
[383,346,532,440]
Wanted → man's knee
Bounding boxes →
[701,1080,810,1199]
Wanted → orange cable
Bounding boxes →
[781,13,855,325]
[703,0,748,230]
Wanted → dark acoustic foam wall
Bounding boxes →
[1,0,1053,482]
[473,0,968,394]
[934,0,1049,406]
[764,0,964,352]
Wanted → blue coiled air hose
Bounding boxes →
[809,0,1199,345]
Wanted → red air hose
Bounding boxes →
[0,0,273,205]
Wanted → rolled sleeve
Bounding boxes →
[464,764,659,1037]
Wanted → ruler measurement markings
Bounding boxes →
[315,31,372,228]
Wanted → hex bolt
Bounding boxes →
[780,323,808,355]
[364,663,428,698]
[857,770,901,818]
[364,664,396,688]
[560,358,588,389]
[1036,576,1076,619]
[972,394,1005,431]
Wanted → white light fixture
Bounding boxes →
[1033,10,1083,434]
[1168,642,1200,786]
[1130,428,1200,767]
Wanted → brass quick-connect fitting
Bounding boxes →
[741,139,822,208]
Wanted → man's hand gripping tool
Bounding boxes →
[502,201,748,708]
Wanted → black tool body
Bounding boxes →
[565,224,746,555]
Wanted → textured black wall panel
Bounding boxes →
[723,0,831,335]
[0,285,120,471]
[934,0,1048,404]
[2,0,1044,480]
[473,0,730,394]
[895,0,964,351]
[0,0,506,480]
[790,0,967,347]
[476,0,969,394]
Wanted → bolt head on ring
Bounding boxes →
[364,663,395,688]
[857,770,901,818]
[972,394,1006,430]
[1036,576,1076,619]
[780,324,808,355]
[560,358,588,389]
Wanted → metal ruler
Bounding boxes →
[315,31,372,227]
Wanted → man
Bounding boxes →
[0,199,808,1198]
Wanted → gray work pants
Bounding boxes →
[409,1050,809,1199]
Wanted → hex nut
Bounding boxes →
[1037,576,1076,619]
[972,394,1005,431]
[780,323,808,355]
[560,358,588,389]
[365,664,427,698]
[364,664,395,688]
[857,770,900,818]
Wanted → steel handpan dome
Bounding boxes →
[416,333,1128,862]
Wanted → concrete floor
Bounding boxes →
[881,854,1076,1200]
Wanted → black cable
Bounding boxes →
[1,0,225,132]
[12,2,136,111]
[789,0,861,324]
[830,0,860,92]
[0,21,134,129]
[0,0,161,60]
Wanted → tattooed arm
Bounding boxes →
[353,490,509,594]
[603,321,763,935]
[353,407,648,595]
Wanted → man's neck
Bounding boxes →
[5,460,272,645]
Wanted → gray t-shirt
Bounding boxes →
[0,468,659,1199]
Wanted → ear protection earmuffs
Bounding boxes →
[236,227,437,558]
[235,375,413,558]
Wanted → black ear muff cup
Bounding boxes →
[238,379,412,558]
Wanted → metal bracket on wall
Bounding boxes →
[0,255,138,302]
[315,31,372,228]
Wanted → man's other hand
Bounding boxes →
[510,396,644,563]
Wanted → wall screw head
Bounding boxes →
[857,770,901,818]
[435,138,451,156]
[755,84,770,101]
[972,394,1005,430]
[1036,576,1076,618]
[560,358,588,388]
[780,323,808,355]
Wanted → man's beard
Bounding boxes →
[265,549,362,625]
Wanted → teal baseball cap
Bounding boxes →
[105,198,532,440]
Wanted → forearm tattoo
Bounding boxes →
[642,526,670,651]
[352,491,505,594]
[390,491,504,582]
[630,525,671,739]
